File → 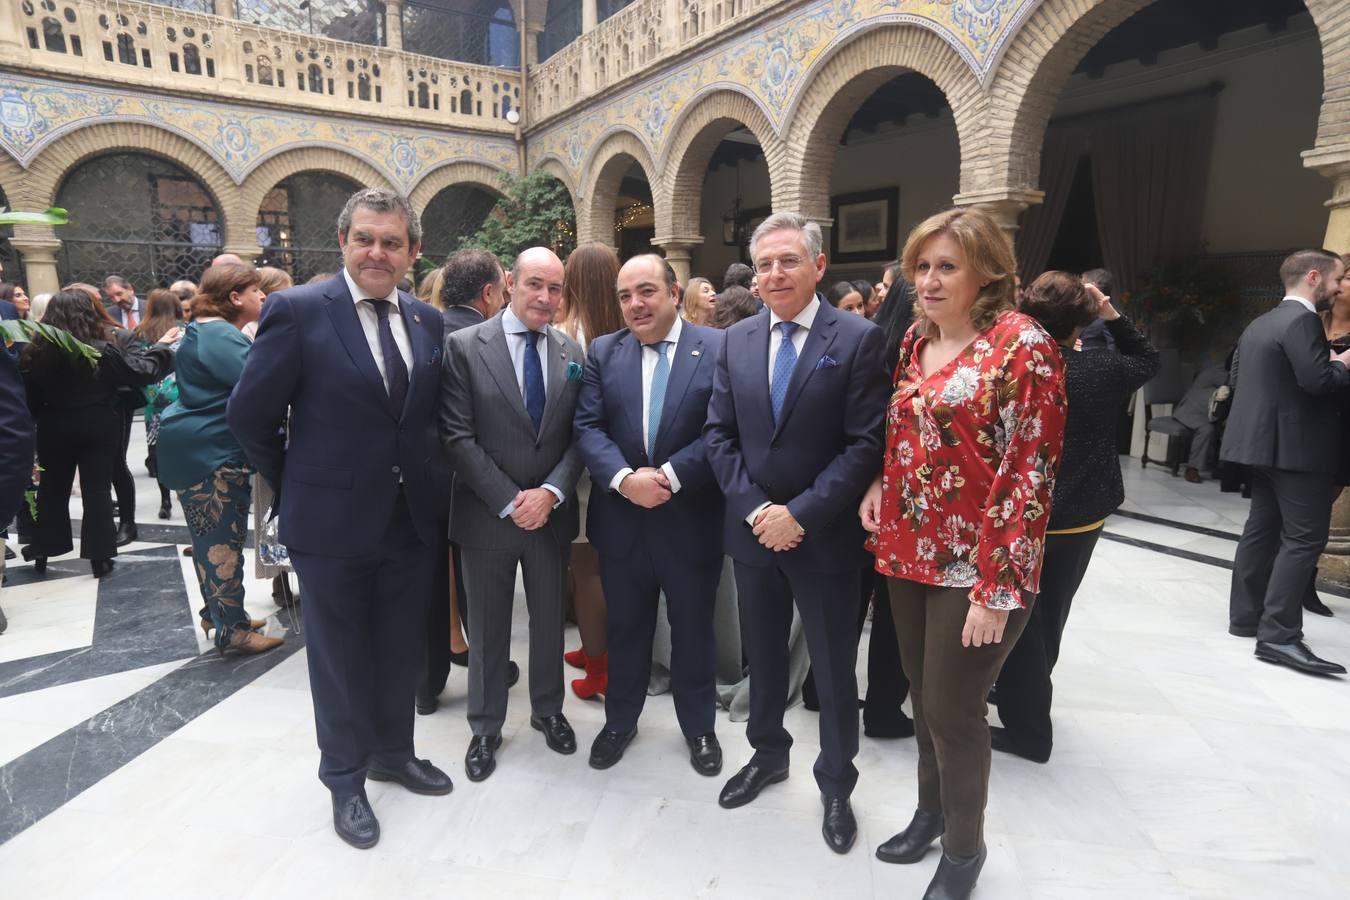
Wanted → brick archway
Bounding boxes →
[655,88,786,244]
[577,128,660,248]
[237,147,394,245]
[781,23,986,225]
[409,161,508,211]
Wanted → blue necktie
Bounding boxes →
[522,329,545,433]
[368,299,409,417]
[771,321,799,424]
[647,341,670,454]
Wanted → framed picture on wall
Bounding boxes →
[831,188,899,264]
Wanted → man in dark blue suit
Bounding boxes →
[574,254,726,774]
[0,341,35,634]
[705,213,889,854]
[228,188,452,850]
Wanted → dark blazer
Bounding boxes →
[575,321,725,563]
[0,345,34,524]
[439,311,585,548]
[0,300,17,321]
[427,304,489,519]
[704,299,890,572]
[1221,298,1350,474]
[227,274,446,555]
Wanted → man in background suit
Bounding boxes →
[705,212,889,854]
[1222,248,1350,676]
[574,254,726,773]
[0,343,35,634]
[229,188,453,850]
[102,275,143,328]
[417,248,513,715]
[440,247,586,782]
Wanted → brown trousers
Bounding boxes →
[888,578,1033,858]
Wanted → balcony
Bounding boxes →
[529,0,779,122]
[11,0,522,134]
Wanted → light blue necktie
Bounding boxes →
[647,341,670,454]
[771,321,799,424]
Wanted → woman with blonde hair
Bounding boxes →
[860,208,1067,899]
[682,277,716,326]
[557,241,624,698]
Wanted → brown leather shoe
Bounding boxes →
[1184,467,1202,484]
[200,617,269,637]
[217,630,285,657]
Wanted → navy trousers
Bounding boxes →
[290,490,434,796]
[734,560,860,799]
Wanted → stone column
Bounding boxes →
[582,0,598,31]
[1308,150,1350,585]
[216,0,239,18]
[0,0,25,56]
[9,239,62,297]
[385,0,404,51]
[655,238,701,285]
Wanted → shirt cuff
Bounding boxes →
[745,501,771,527]
[661,462,682,494]
[542,483,565,508]
[498,501,515,518]
[609,467,635,494]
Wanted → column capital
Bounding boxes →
[221,244,263,262]
[951,188,1044,233]
[7,238,61,263]
[652,235,703,253]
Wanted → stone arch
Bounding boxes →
[237,146,393,240]
[577,128,661,247]
[409,161,508,211]
[655,88,788,242]
[781,23,986,223]
[984,0,1343,197]
[23,121,235,234]
[534,155,578,211]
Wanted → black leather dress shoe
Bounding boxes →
[923,844,987,900]
[332,792,379,849]
[1228,624,1258,638]
[1255,640,1346,675]
[90,559,114,578]
[718,763,789,809]
[876,809,945,864]
[821,796,857,854]
[415,692,438,716]
[507,660,521,687]
[530,713,577,754]
[1304,593,1335,617]
[864,713,916,739]
[687,733,722,776]
[989,725,1050,764]
[115,522,138,547]
[589,727,637,769]
[367,757,453,795]
[465,734,502,782]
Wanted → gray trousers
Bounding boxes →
[1187,422,1216,471]
[460,533,570,737]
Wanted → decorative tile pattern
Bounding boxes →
[0,74,517,192]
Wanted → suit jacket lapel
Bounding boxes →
[773,304,838,439]
[654,326,705,459]
[614,332,645,454]
[538,325,570,435]
[324,277,394,418]
[745,314,774,434]
[479,316,535,432]
[399,294,430,421]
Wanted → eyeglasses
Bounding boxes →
[753,255,804,275]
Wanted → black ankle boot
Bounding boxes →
[91,559,115,578]
[922,844,987,900]
[876,809,944,864]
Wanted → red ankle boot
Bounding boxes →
[563,647,587,670]
[571,651,608,700]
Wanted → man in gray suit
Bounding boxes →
[440,246,586,780]
[1222,248,1350,676]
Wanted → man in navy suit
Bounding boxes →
[574,254,726,774]
[228,188,452,850]
[705,212,889,854]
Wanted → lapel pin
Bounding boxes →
[413,313,421,324]
[691,350,701,357]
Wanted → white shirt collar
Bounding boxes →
[768,295,820,331]
[502,305,542,336]
[646,315,682,348]
[343,268,398,307]
[1284,295,1318,315]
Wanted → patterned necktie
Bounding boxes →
[522,329,546,433]
[771,321,799,424]
[647,341,670,454]
[368,299,409,416]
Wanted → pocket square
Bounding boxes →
[566,360,584,382]
[816,355,839,370]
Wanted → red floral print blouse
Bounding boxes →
[868,310,1067,609]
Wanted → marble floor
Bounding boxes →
[1,442,1348,900]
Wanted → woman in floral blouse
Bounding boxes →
[860,208,1066,900]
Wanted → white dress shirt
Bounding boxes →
[1284,294,1317,315]
[609,316,684,497]
[496,305,564,517]
[745,296,821,527]
[343,268,413,385]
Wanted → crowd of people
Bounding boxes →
[0,185,1345,900]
